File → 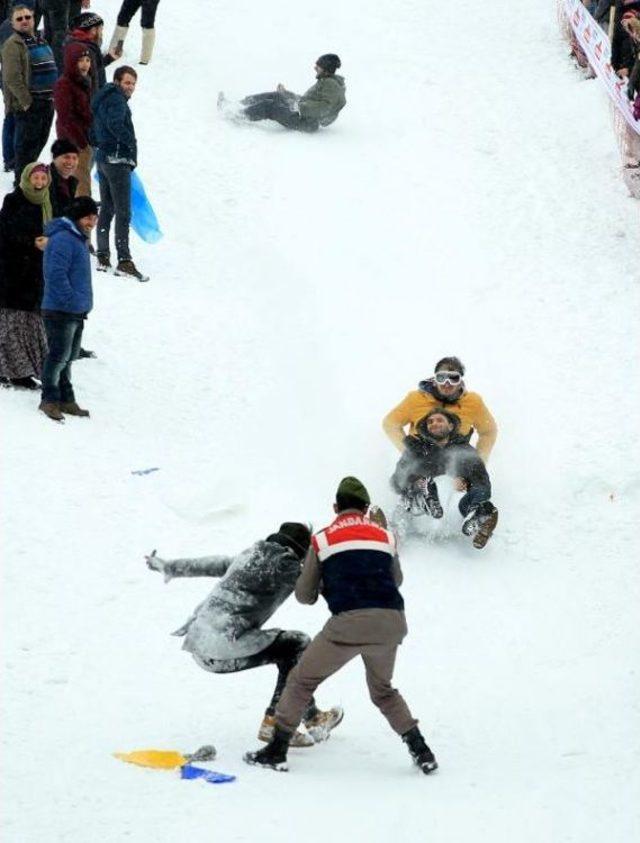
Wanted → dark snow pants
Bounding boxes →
[391,454,492,517]
[202,631,319,719]
[117,0,160,28]
[241,92,319,132]
[13,98,54,186]
[97,161,132,262]
[35,0,82,70]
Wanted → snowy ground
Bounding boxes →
[2,1,640,840]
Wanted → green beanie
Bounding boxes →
[336,476,370,506]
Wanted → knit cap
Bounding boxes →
[67,196,99,220]
[316,53,341,73]
[51,138,80,158]
[336,476,370,506]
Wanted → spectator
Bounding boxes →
[108,0,160,66]
[39,194,98,421]
[92,65,147,281]
[229,54,346,133]
[53,41,91,194]
[0,161,51,390]
[48,136,77,215]
[64,11,120,93]
[1,2,57,184]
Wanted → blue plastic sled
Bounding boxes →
[180,764,236,784]
[93,169,163,243]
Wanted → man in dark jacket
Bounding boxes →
[244,477,438,775]
[392,408,499,549]
[92,64,146,281]
[39,194,97,421]
[146,523,342,748]
[226,53,346,132]
[1,3,57,184]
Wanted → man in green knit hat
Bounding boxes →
[244,476,438,775]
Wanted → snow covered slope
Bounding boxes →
[2,1,639,841]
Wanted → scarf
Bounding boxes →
[20,163,53,226]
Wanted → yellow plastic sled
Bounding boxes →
[114,749,187,769]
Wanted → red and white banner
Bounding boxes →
[562,0,640,135]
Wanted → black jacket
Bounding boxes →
[0,190,44,311]
[49,164,78,219]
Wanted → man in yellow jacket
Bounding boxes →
[382,356,497,463]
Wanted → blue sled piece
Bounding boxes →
[180,764,236,784]
[93,169,163,244]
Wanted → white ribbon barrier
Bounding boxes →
[562,0,640,135]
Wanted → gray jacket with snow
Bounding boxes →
[161,540,303,662]
[299,74,346,126]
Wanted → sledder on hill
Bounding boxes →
[391,409,499,549]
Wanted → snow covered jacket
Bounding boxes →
[91,82,137,166]
[392,411,491,495]
[383,378,497,461]
[164,539,304,662]
[299,74,346,126]
[54,43,92,149]
[42,217,92,314]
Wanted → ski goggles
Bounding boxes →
[434,371,462,385]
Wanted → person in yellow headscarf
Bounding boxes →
[0,161,52,390]
[382,356,498,463]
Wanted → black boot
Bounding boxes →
[244,725,291,772]
[402,726,438,774]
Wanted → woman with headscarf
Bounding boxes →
[0,162,52,390]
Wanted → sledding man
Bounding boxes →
[244,477,438,774]
[392,409,499,549]
[145,522,342,748]
[220,53,346,132]
[383,356,498,463]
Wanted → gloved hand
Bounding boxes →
[145,550,172,581]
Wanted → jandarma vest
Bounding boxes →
[311,513,404,615]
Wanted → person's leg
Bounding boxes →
[41,0,69,70]
[458,481,492,518]
[34,99,54,162]
[275,631,358,734]
[117,0,141,26]
[2,112,16,171]
[140,0,159,28]
[41,316,76,403]
[76,145,92,197]
[58,318,83,404]
[104,163,132,262]
[241,92,279,120]
[96,160,115,258]
[14,100,54,184]
[361,644,418,735]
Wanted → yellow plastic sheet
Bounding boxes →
[114,749,187,769]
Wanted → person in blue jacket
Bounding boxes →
[92,64,147,281]
[39,194,98,422]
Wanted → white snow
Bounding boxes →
[2,1,640,840]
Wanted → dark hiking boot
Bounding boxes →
[39,401,64,422]
[258,715,313,748]
[60,401,90,417]
[423,494,444,519]
[115,260,149,282]
[10,376,39,390]
[462,504,499,549]
[244,726,291,771]
[304,706,344,743]
[96,253,112,272]
[402,726,438,774]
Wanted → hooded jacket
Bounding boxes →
[54,42,92,149]
[299,74,346,125]
[91,81,137,165]
[383,377,498,461]
[162,538,305,662]
[42,217,92,314]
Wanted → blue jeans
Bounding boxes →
[41,314,84,403]
[2,111,15,170]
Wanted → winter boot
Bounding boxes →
[462,503,499,549]
[96,253,112,273]
[9,376,39,390]
[59,401,90,417]
[304,706,344,743]
[244,725,291,772]
[139,28,156,65]
[108,24,128,57]
[258,715,313,748]
[115,260,149,282]
[402,726,438,774]
[78,348,97,360]
[39,401,64,422]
